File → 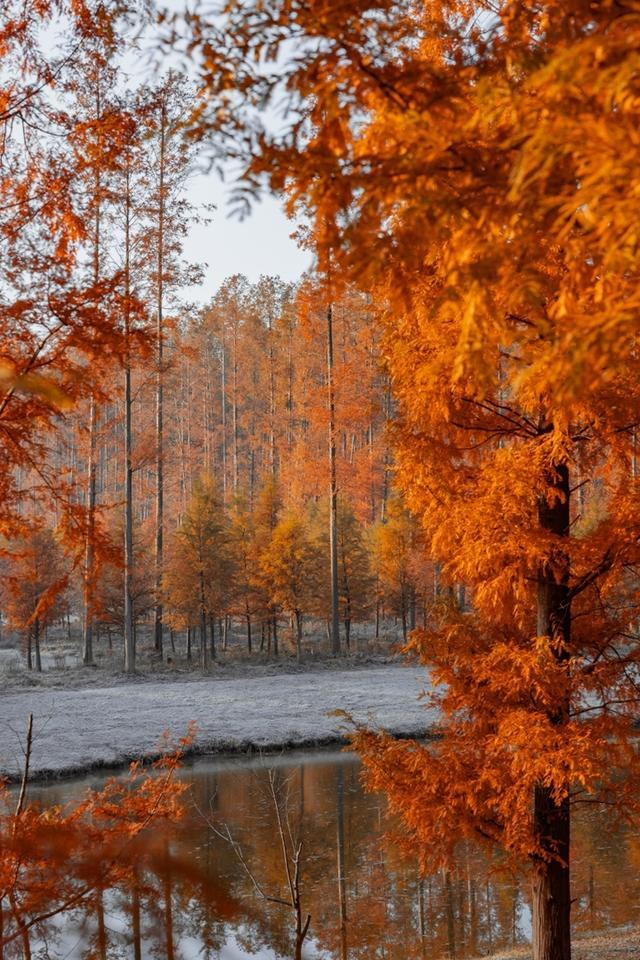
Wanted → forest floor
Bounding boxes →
[483,928,640,958]
[0,661,433,782]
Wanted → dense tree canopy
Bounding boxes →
[3,3,640,958]
[181,3,640,959]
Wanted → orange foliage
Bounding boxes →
[0,725,194,953]
[185,2,640,956]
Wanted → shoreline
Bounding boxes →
[9,726,433,786]
[0,662,434,784]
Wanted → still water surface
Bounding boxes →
[28,748,640,959]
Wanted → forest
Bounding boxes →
[0,42,427,673]
[2,2,640,960]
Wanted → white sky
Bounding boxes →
[143,1,313,304]
[182,170,312,303]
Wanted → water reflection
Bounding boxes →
[22,749,640,959]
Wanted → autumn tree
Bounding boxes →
[0,723,192,956]
[0,1,156,678]
[228,496,267,653]
[94,514,155,650]
[259,510,322,660]
[184,3,640,958]
[138,72,201,658]
[369,498,423,642]
[3,526,68,672]
[164,474,235,668]
[312,498,372,650]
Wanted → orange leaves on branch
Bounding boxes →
[0,725,194,951]
[184,6,640,931]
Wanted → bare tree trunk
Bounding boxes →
[327,302,340,655]
[409,586,417,631]
[131,880,142,960]
[83,395,97,665]
[209,615,216,661]
[532,460,571,960]
[268,324,277,477]
[199,563,208,670]
[96,889,107,960]
[444,869,456,959]
[34,618,42,673]
[82,75,104,669]
[232,323,239,495]
[294,610,303,662]
[154,95,167,658]
[199,613,207,670]
[123,159,135,676]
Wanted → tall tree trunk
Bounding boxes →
[232,324,239,495]
[268,321,277,477]
[123,160,135,676]
[199,570,208,671]
[532,460,571,960]
[131,880,142,960]
[83,395,97,665]
[34,618,42,673]
[82,75,104,669]
[209,615,216,660]
[96,889,107,960]
[444,870,456,959]
[221,321,227,500]
[327,302,340,655]
[295,609,302,661]
[409,586,417,631]
[154,95,167,657]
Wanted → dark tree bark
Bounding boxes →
[33,618,41,673]
[327,302,340,655]
[532,460,571,960]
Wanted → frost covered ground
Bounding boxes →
[481,929,640,960]
[0,663,436,781]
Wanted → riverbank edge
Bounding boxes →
[2,724,438,786]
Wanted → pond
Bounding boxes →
[22,748,640,958]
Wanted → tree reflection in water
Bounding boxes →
[24,749,640,959]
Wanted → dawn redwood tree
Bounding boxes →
[259,510,321,661]
[228,496,267,653]
[369,498,422,642]
[0,734,191,955]
[312,498,372,649]
[4,525,68,672]
[184,2,640,957]
[65,24,127,668]
[164,474,235,669]
[140,72,200,658]
[0,0,150,659]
